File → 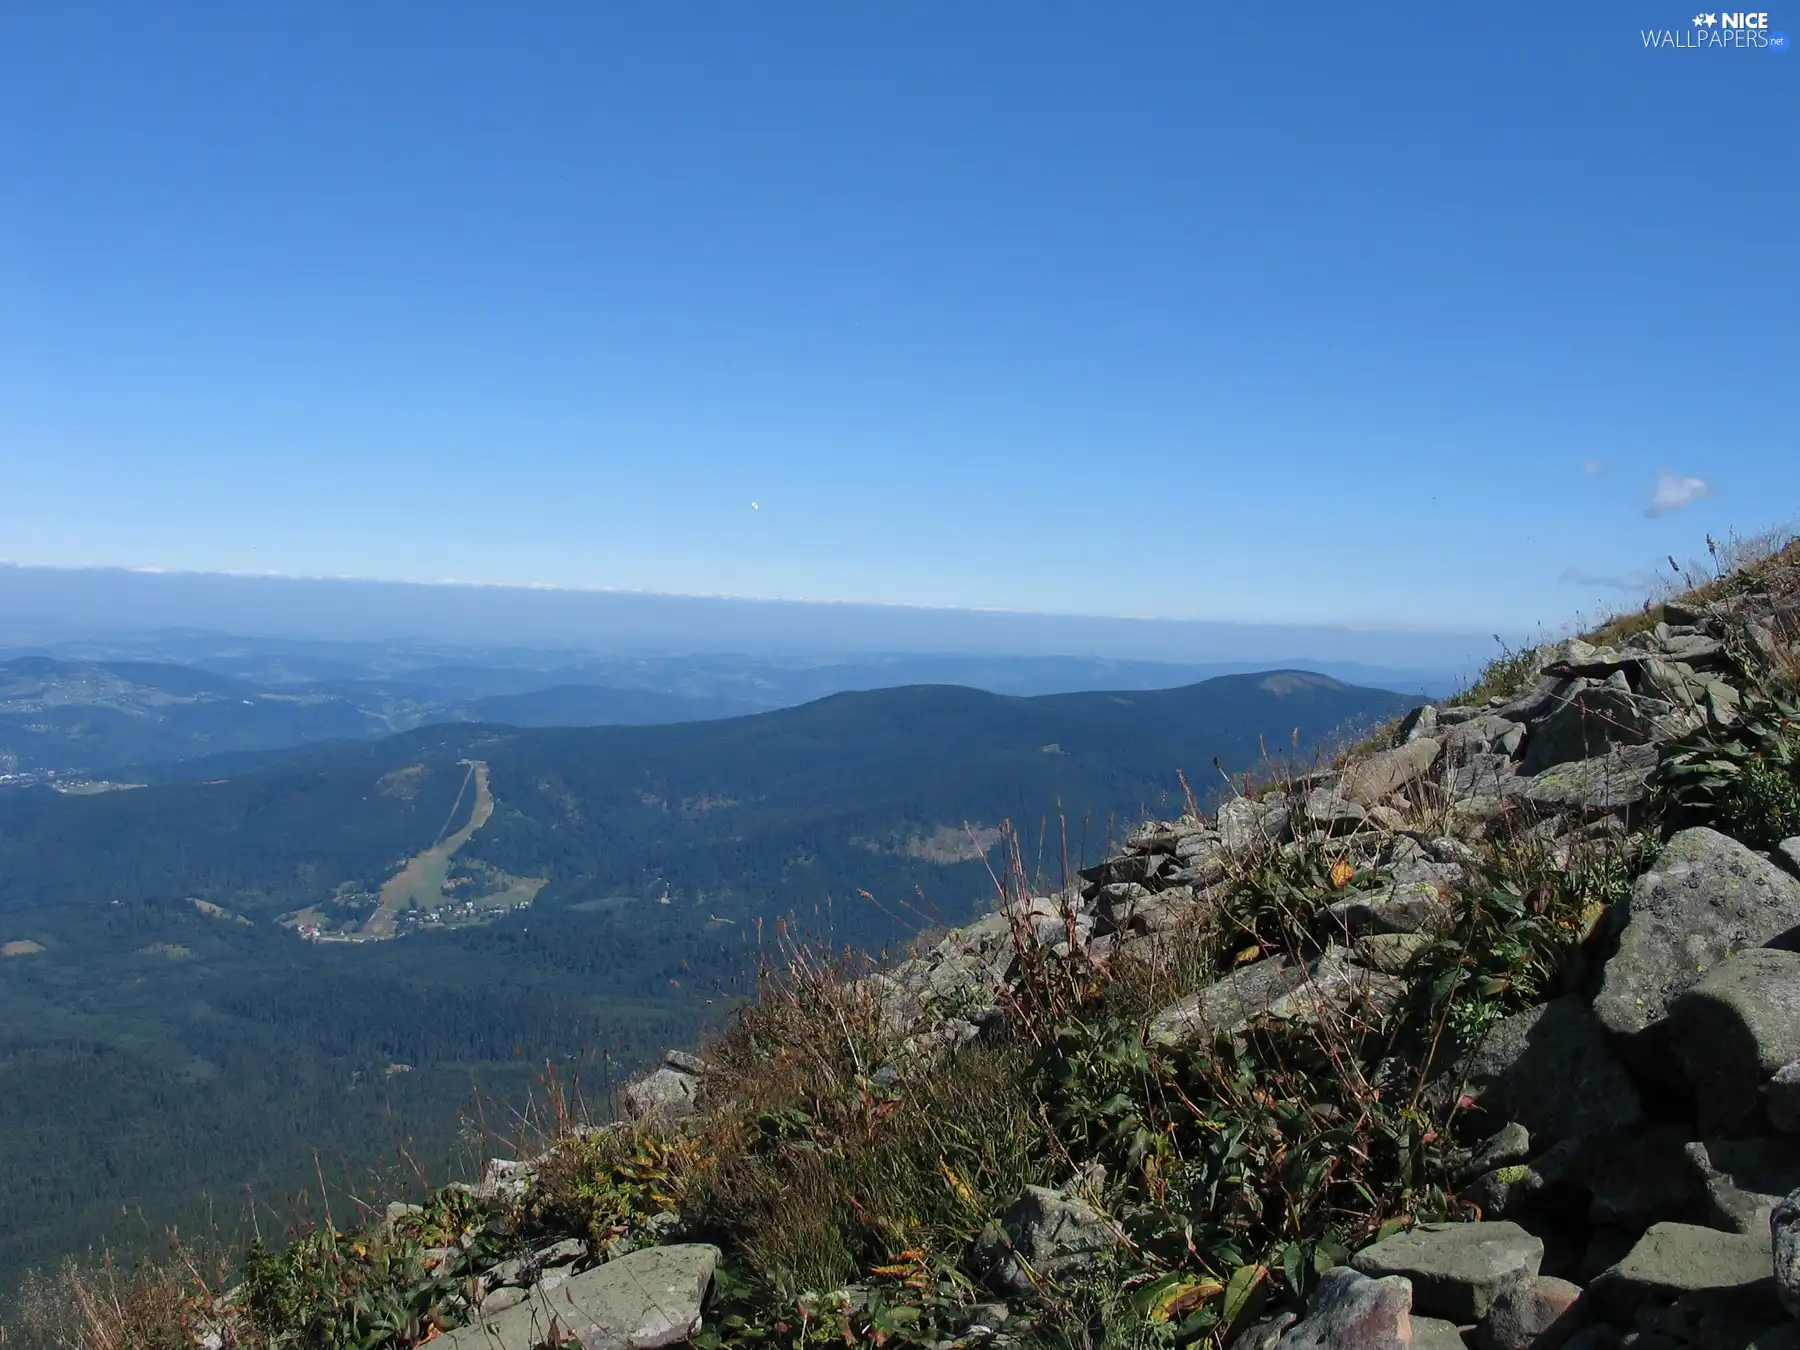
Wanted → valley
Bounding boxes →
[0,669,1413,1283]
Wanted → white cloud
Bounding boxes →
[1647,472,1713,517]
[1559,567,1657,592]
[1582,459,1609,476]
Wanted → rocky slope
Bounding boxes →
[17,538,1800,1350]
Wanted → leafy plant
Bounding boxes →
[1659,688,1800,849]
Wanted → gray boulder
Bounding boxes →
[1502,744,1659,811]
[1593,828,1800,1075]
[970,1184,1123,1293]
[1773,1189,1800,1318]
[1342,739,1442,806]
[436,1243,720,1350]
[1462,997,1644,1144]
[1328,882,1449,935]
[1349,1221,1543,1321]
[1220,797,1289,856]
[1587,1222,1778,1323]
[626,1067,703,1124]
[1670,948,1800,1132]
[1479,1275,1587,1350]
[1519,686,1682,775]
[1272,1267,1414,1350]
[1150,948,1400,1043]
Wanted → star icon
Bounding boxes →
[1694,12,1708,23]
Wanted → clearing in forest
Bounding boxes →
[358,760,544,938]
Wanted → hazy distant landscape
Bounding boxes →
[0,664,1413,1280]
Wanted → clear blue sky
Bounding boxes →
[2,3,1793,633]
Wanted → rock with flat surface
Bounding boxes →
[1150,948,1400,1043]
[1670,948,1800,1132]
[1519,686,1674,774]
[1461,997,1644,1144]
[1273,1267,1414,1350]
[1342,739,1441,805]
[436,1244,721,1350]
[1328,882,1448,935]
[1586,1222,1777,1323]
[1414,1318,1467,1350]
[1479,1275,1587,1350]
[1593,828,1800,1075]
[1350,1221,1543,1321]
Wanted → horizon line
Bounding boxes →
[0,558,1498,639]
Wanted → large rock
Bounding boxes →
[1349,1221,1543,1321]
[1150,948,1400,1043]
[1774,1189,1800,1318]
[1328,882,1449,935]
[1273,1267,1414,1350]
[1461,997,1644,1144]
[1502,744,1660,812]
[1220,797,1289,857]
[970,1184,1124,1293]
[1670,948,1800,1132]
[1519,686,1677,775]
[436,1244,720,1350]
[1342,739,1442,806]
[1593,829,1800,1075]
[1587,1223,1777,1322]
[626,1067,703,1123]
[1479,1275,1587,1350]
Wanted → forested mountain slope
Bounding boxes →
[0,671,1409,1284]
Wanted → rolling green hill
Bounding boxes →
[0,671,1411,1285]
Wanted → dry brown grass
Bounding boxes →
[7,1244,225,1350]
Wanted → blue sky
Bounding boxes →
[1,3,1794,634]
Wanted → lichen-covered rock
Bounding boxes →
[969,1184,1124,1293]
[1272,1267,1414,1350]
[1593,828,1800,1076]
[435,1243,721,1350]
[1502,744,1659,811]
[626,1066,703,1124]
[1149,948,1400,1043]
[1461,997,1644,1144]
[1670,948,1800,1132]
[1349,1221,1543,1321]
[1328,882,1448,935]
